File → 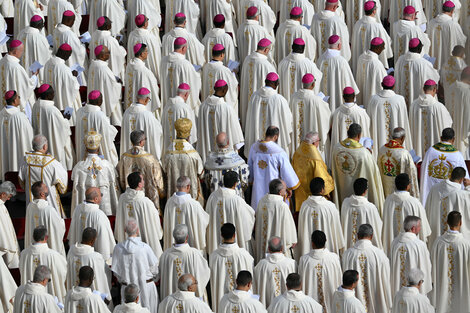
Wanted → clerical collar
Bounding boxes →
[174,243,187,247]
[448,229,460,234]
[213,94,224,98]
[327,49,341,57]
[175,191,186,196]
[265,86,274,90]
[135,103,145,106]
[5,105,15,109]
[344,102,355,108]
[87,153,98,157]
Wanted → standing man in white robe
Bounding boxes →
[209,223,254,312]
[346,0,382,33]
[206,0,237,40]
[164,0,199,36]
[298,230,342,312]
[219,271,267,313]
[449,66,470,157]
[128,0,161,36]
[13,0,43,37]
[254,236,297,307]
[19,226,67,302]
[114,172,163,258]
[112,220,159,313]
[392,268,435,313]
[163,176,209,251]
[389,216,432,298]
[0,182,20,269]
[24,182,65,256]
[159,224,210,301]
[13,266,62,313]
[114,284,152,313]
[342,224,392,313]
[431,211,470,313]
[47,0,81,35]
[245,72,292,156]
[206,170,254,254]
[75,90,119,166]
[255,179,298,262]
[383,175,431,254]
[389,1,427,29]
[442,46,467,102]
[88,0,126,36]
[239,0,276,36]
[202,14,238,65]
[0,257,17,313]
[267,273,323,313]
[331,270,367,313]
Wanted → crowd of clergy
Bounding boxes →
[1,0,470,311]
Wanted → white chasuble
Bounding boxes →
[88,0,125,36]
[389,0,427,28]
[89,30,127,80]
[448,81,470,158]
[205,0,237,42]
[267,290,322,313]
[442,59,468,114]
[114,302,151,313]
[219,290,267,313]
[158,291,213,313]
[279,0,314,25]
[127,0,161,36]
[127,27,162,81]
[47,0,81,35]
[392,286,434,313]
[164,0,199,36]
[239,0,276,35]
[392,20,431,63]
[13,282,62,313]
[52,23,88,74]
[236,20,273,66]
[202,28,238,65]
[331,287,366,313]
[13,0,42,36]
[64,286,111,313]
[345,0,381,33]
[17,26,51,84]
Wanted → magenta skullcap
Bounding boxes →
[382,75,395,87]
[328,34,340,44]
[135,14,146,26]
[403,5,416,14]
[409,38,420,48]
[213,43,225,51]
[133,43,142,54]
[10,40,22,48]
[59,43,72,51]
[258,38,272,47]
[88,90,101,100]
[214,14,225,23]
[38,84,50,94]
[443,0,455,8]
[138,87,151,96]
[370,37,384,46]
[343,87,355,95]
[174,37,187,46]
[247,6,258,17]
[266,72,279,82]
[175,12,186,18]
[424,79,437,86]
[293,38,305,45]
[178,83,190,90]
[30,15,42,23]
[290,6,302,16]
[4,90,15,100]
[97,16,106,27]
[63,10,74,17]
[94,45,104,56]
[214,79,227,88]
[364,0,375,11]
[302,73,315,84]
[326,0,338,3]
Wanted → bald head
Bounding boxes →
[178,274,197,292]
[85,187,101,204]
[216,132,229,148]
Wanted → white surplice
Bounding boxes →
[298,248,342,313]
[127,27,162,81]
[236,20,273,68]
[158,291,213,313]
[355,50,387,108]
[161,96,197,151]
[162,27,206,67]
[201,61,238,111]
[392,19,431,63]
[392,286,435,313]
[201,27,238,65]
[13,282,62,313]
[0,257,17,313]
[219,290,267,313]
[0,199,20,269]
[64,286,111,313]
[275,20,316,64]
[17,26,51,84]
[267,290,323,313]
[124,58,161,112]
[331,287,367,313]
[253,253,297,307]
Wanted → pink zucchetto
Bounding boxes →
[97,16,105,27]
[214,80,227,88]
[247,6,258,17]
[258,38,271,47]
[409,38,420,48]
[443,1,455,8]
[4,90,15,100]
[403,5,416,14]
[88,90,101,100]
[382,75,395,87]
[138,87,151,96]
[214,14,225,23]
[38,84,51,94]
[364,0,375,11]
[326,0,338,3]
[10,40,22,48]
[174,37,187,46]
[213,44,224,51]
[178,83,190,90]
[135,14,146,26]
[175,12,186,18]
[59,43,72,51]
[30,15,42,22]
[94,45,104,56]
[63,10,74,17]
[133,43,142,54]
[293,38,305,46]
[343,87,355,95]
[424,79,437,86]
[266,72,279,82]
[328,35,340,44]
[302,73,315,84]
[370,37,384,46]
[290,7,302,16]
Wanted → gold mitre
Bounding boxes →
[175,118,192,138]
[85,130,102,149]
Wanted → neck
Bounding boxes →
[342,285,354,290]
[288,288,301,292]
[81,241,94,246]
[223,239,235,244]
[78,283,90,288]
[450,227,460,231]
[236,286,250,291]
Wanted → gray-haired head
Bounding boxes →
[32,135,48,151]
[136,92,150,101]
[269,179,284,195]
[0,181,16,197]
[130,130,146,146]
[33,265,51,283]
[177,86,190,96]
[303,132,319,145]
[176,176,191,190]
[407,268,424,286]
[268,236,283,253]
[125,218,139,236]
[178,273,195,291]
[391,127,406,139]
[124,283,140,303]
[173,224,188,244]
[357,224,374,240]
[403,216,421,232]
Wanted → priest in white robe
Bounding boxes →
[19,135,68,217]
[164,0,199,36]
[114,284,152,313]
[0,182,20,269]
[298,230,342,312]
[254,236,297,307]
[0,257,17,313]
[441,46,467,96]
[449,66,470,157]
[395,38,440,107]
[297,178,344,257]
[275,7,316,64]
[267,273,323,313]
[383,174,431,254]
[68,187,116,262]
[367,76,412,157]
[209,223,254,312]
[278,39,322,103]
[342,224,392,313]
[75,90,119,166]
[206,170,254,254]
[318,36,358,111]
[330,270,367,313]
[331,123,385,212]
[254,179,298,262]
[163,176,209,251]
[205,0,237,40]
[389,216,432,298]
[159,224,210,301]
[13,266,62,313]
[430,211,470,313]
[219,271,267,313]
[120,88,163,160]
[245,72,292,156]
[428,1,467,70]
[202,14,238,65]
[392,268,435,313]
[239,38,276,128]
[160,38,202,113]
[158,274,213,313]
[19,226,67,302]
[378,128,420,198]
[24,182,66,256]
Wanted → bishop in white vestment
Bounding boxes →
[205,0,237,39]
[278,0,314,25]
[238,0,276,36]
[392,269,435,313]
[87,0,126,35]
[13,0,43,37]
[164,0,199,36]
[330,270,367,313]
[346,0,382,33]
[442,47,467,105]
[47,0,81,35]
[128,0,161,36]
[0,182,20,269]
[448,66,470,158]
[389,1,427,29]
[219,271,267,313]
[202,14,238,65]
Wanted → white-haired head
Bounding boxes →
[173,224,189,244]
[0,181,16,197]
[176,176,191,190]
[303,132,319,145]
[124,284,140,303]
[178,274,196,291]
[125,218,139,237]
[32,135,48,152]
[391,127,406,140]
[407,268,424,286]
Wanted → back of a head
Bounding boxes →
[124,284,140,303]
[85,188,100,202]
[33,225,48,242]
[236,270,252,287]
[403,215,420,232]
[395,173,410,191]
[127,172,142,189]
[265,126,279,138]
[178,274,194,291]
[452,45,465,57]
[221,223,236,240]
[0,181,15,197]
[176,176,191,190]
[353,178,368,195]
[342,270,359,287]
[269,179,284,195]
[216,132,229,148]
[125,219,139,236]
[173,224,189,244]
[357,224,374,239]
[268,236,283,252]
[286,273,301,290]
[441,128,455,142]
[407,268,424,286]
[391,127,406,140]
[450,167,466,182]
[81,227,97,243]
[33,265,51,283]
[347,123,362,139]
[32,135,48,152]
[409,41,423,54]
[311,230,326,249]
[78,265,94,283]
[223,171,239,189]
[309,177,325,195]
[447,211,462,228]
[303,132,319,145]
[130,130,145,146]
[31,181,44,199]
